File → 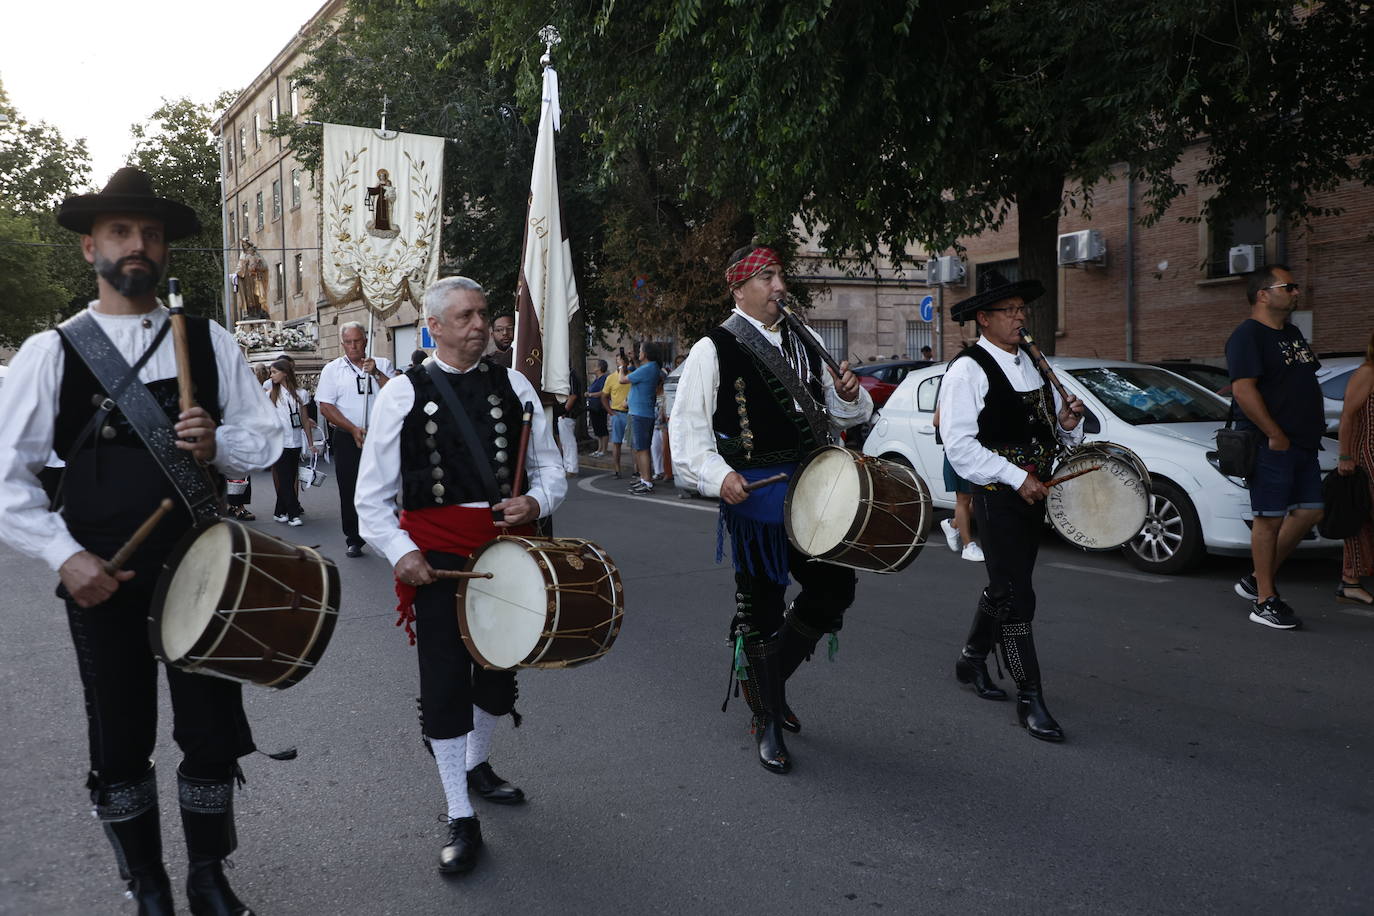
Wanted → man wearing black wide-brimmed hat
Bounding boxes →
[0,168,281,914]
[936,271,1084,742]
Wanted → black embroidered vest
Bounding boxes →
[706,327,825,470]
[959,344,1058,484]
[400,359,524,510]
[52,316,221,560]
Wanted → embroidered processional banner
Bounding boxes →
[321,124,444,319]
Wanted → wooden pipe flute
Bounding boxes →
[166,278,197,413]
[776,298,846,376]
[742,472,789,493]
[432,570,496,580]
[104,499,175,574]
[1016,326,1074,408]
[509,401,534,500]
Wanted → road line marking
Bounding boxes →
[1045,562,1174,584]
[576,474,719,512]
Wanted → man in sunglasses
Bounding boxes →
[1225,265,1324,630]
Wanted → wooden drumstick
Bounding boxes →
[104,499,175,574]
[742,472,789,493]
[166,278,197,414]
[432,570,495,580]
[1045,465,1101,488]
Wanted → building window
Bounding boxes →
[255,191,264,230]
[811,319,849,365]
[294,253,304,295]
[269,95,279,121]
[1206,210,1268,278]
[271,179,282,221]
[237,126,246,159]
[240,201,250,238]
[275,262,285,302]
[254,112,262,148]
[976,258,1020,292]
[290,169,301,209]
[225,135,234,175]
[905,320,933,360]
[290,81,300,116]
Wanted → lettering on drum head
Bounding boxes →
[1046,456,1148,550]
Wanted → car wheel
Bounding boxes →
[1122,478,1205,575]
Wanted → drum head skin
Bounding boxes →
[156,522,235,661]
[788,447,862,556]
[463,540,549,669]
[1046,448,1149,550]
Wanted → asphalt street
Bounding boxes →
[2,467,1372,915]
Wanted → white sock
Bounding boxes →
[430,735,473,820]
[466,708,498,771]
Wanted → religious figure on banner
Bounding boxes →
[366,169,398,238]
[234,238,270,319]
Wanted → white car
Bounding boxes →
[862,357,1339,574]
[1316,355,1366,432]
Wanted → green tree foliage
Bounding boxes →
[0,78,94,344]
[129,94,237,321]
[479,0,1374,351]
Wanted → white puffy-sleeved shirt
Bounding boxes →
[937,336,1083,489]
[355,357,567,567]
[668,308,873,498]
[0,303,284,571]
[314,354,397,429]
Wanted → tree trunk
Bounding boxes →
[1015,173,1066,355]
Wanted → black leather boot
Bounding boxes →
[999,622,1064,742]
[95,766,175,916]
[774,609,825,734]
[178,768,254,916]
[740,637,792,774]
[955,595,1008,700]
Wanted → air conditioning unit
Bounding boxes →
[1229,244,1263,275]
[927,255,966,287]
[1057,229,1106,267]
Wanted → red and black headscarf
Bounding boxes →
[725,246,782,289]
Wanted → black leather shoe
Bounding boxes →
[955,655,1008,700]
[1016,688,1065,742]
[756,717,792,774]
[128,865,176,916]
[780,704,801,734]
[439,816,483,874]
[466,762,526,805]
[345,544,364,558]
[186,859,253,916]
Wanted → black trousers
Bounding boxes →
[330,429,363,548]
[64,577,255,786]
[972,488,1045,623]
[414,550,518,739]
[733,541,858,640]
[271,446,303,517]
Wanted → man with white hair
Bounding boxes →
[315,320,396,556]
[355,277,565,876]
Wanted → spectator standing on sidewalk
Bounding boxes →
[1225,265,1324,629]
[623,342,662,494]
[586,360,610,456]
[604,351,633,478]
[1335,330,1374,606]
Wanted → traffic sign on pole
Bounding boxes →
[919,295,934,323]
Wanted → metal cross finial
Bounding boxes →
[380,94,391,133]
[538,25,561,68]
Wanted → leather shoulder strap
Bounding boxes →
[425,360,505,521]
[720,313,831,446]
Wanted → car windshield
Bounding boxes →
[1321,369,1354,400]
[1068,366,1229,425]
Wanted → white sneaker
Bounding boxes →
[940,518,962,553]
[961,542,985,562]
[273,514,289,523]
[287,517,303,527]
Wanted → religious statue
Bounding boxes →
[365,168,398,238]
[233,238,270,320]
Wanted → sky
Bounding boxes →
[3,0,329,188]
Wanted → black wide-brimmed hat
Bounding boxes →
[949,270,1045,323]
[57,167,202,240]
